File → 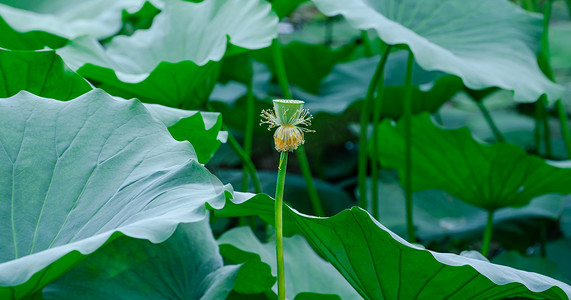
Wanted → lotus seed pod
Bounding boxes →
[273,99,305,125]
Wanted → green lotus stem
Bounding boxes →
[271,39,293,99]
[242,80,255,191]
[540,0,571,158]
[476,100,505,142]
[296,144,325,216]
[325,17,333,46]
[540,1,554,159]
[534,101,542,154]
[358,51,391,210]
[370,44,392,220]
[205,103,262,193]
[540,97,553,158]
[481,210,495,257]
[403,50,416,243]
[262,100,313,300]
[540,219,547,257]
[271,38,324,216]
[566,0,571,19]
[534,99,552,157]
[556,100,571,158]
[361,30,373,57]
[224,125,262,194]
[275,151,288,300]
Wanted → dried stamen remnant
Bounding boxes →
[260,99,314,152]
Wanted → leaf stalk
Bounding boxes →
[275,151,288,300]
[403,50,416,243]
[371,44,392,220]
[481,210,495,257]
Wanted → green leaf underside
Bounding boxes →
[311,0,564,102]
[57,0,278,107]
[216,193,571,299]
[218,227,360,299]
[0,17,66,50]
[270,0,308,19]
[43,219,240,300]
[0,89,226,298]
[371,171,565,241]
[0,48,92,99]
[0,0,156,40]
[144,103,226,164]
[376,113,571,210]
[58,37,222,109]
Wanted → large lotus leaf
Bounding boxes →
[216,193,571,299]
[58,37,221,108]
[375,112,571,210]
[0,17,66,50]
[0,48,92,99]
[219,53,254,85]
[546,239,571,284]
[438,94,571,159]
[0,48,224,163]
[0,0,157,41]
[218,226,360,299]
[144,103,226,164]
[311,0,564,102]
[550,22,571,70]
[0,89,226,298]
[492,251,571,285]
[58,0,278,108]
[292,52,462,115]
[215,170,353,216]
[370,171,565,241]
[43,219,240,299]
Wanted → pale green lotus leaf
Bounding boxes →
[311,0,564,102]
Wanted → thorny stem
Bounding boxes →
[275,151,288,300]
[481,210,495,258]
[271,38,324,216]
[476,100,506,142]
[371,44,392,220]
[403,50,416,243]
[358,51,390,210]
